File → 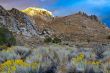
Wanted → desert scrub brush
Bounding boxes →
[0,59,40,73]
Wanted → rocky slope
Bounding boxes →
[0,5,110,47]
[21,7,54,32]
[48,12,110,45]
[0,6,55,46]
[0,6,38,37]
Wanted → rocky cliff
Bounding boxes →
[0,6,38,37]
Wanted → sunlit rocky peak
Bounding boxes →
[21,7,54,17]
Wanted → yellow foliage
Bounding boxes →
[86,60,101,65]
[72,53,100,66]
[72,53,85,63]
[0,59,40,73]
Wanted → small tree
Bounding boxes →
[0,27,16,48]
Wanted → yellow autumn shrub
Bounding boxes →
[86,60,101,65]
[72,53,85,63]
[0,59,40,73]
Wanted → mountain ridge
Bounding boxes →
[0,5,110,47]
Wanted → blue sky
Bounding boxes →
[0,0,110,27]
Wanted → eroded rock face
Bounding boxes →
[0,6,38,37]
[22,7,54,34]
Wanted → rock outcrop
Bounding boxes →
[21,7,53,20]
[22,7,54,33]
[0,6,55,46]
[0,6,38,37]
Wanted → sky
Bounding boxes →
[0,0,110,27]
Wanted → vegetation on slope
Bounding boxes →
[0,26,16,48]
[44,37,61,44]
